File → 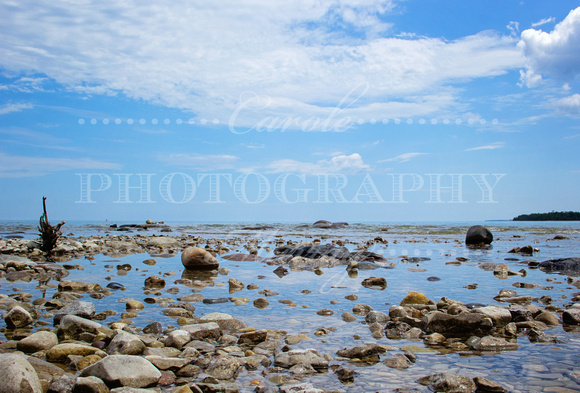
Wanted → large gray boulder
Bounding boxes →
[4,305,33,328]
[106,331,146,355]
[423,311,493,335]
[79,355,161,388]
[181,247,219,270]
[0,353,43,393]
[53,300,96,325]
[465,225,493,246]
[17,331,59,353]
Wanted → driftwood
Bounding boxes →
[38,196,65,258]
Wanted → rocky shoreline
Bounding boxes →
[1,226,580,392]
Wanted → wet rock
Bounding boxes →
[54,300,96,325]
[334,365,356,382]
[383,353,412,370]
[125,300,144,310]
[106,282,125,290]
[57,315,111,341]
[539,258,580,276]
[336,343,387,359]
[203,297,229,305]
[274,349,329,370]
[472,306,512,328]
[17,330,58,353]
[26,356,66,391]
[341,312,357,322]
[352,304,373,316]
[466,336,518,352]
[146,236,179,248]
[80,355,161,388]
[423,311,493,336]
[361,276,387,290]
[385,321,422,340]
[144,275,166,289]
[181,247,219,270]
[288,244,350,260]
[473,376,508,392]
[48,374,76,393]
[58,280,103,293]
[228,278,244,293]
[199,312,248,332]
[144,356,190,370]
[562,308,580,324]
[389,305,408,319]
[4,305,33,328]
[365,310,389,325]
[106,331,146,355]
[465,225,493,246]
[142,322,163,336]
[254,298,269,309]
[417,372,476,392]
[165,329,192,349]
[237,329,267,345]
[535,310,560,326]
[316,308,334,316]
[0,353,43,393]
[400,292,430,306]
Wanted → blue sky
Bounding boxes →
[1,0,580,223]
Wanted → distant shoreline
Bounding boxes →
[513,211,580,221]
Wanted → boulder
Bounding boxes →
[199,312,248,332]
[205,356,243,380]
[417,372,476,392]
[471,306,512,328]
[46,343,103,363]
[4,305,33,328]
[539,258,580,276]
[79,355,161,388]
[423,311,493,336]
[181,247,219,270]
[274,349,329,370]
[57,315,112,341]
[0,353,43,393]
[17,331,59,353]
[106,331,146,355]
[466,336,518,352]
[165,329,192,349]
[336,343,387,359]
[400,292,430,306]
[465,225,493,246]
[289,244,350,260]
[144,275,166,289]
[361,277,387,290]
[73,376,109,393]
[53,300,96,325]
[562,309,580,324]
[181,322,222,340]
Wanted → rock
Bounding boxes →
[336,343,387,359]
[361,276,387,289]
[46,343,103,363]
[80,355,161,388]
[365,310,389,325]
[465,225,493,246]
[199,312,248,332]
[352,304,373,316]
[383,353,412,369]
[417,372,476,392]
[341,312,357,322]
[26,356,66,391]
[142,322,163,336]
[144,276,166,289]
[562,309,580,324]
[316,308,334,316]
[181,247,219,270]
[4,305,33,328]
[466,336,518,352]
[221,254,264,262]
[57,315,111,341]
[48,374,76,393]
[535,310,560,326]
[106,331,146,355]
[254,298,269,309]
[423,311,493,335]
[205,356,242,380]
[237,330,267,345]
[165,329,192,349]
[144,356,190,370]
[228,278,244,293]
[58,280,103,293]
[182,322,222,340]
[289,244,350,260]
[17,331,59,353]
[334,365,356,382]
[472,306,512,328]
[146,236,179,248]
[54,300,96,325]
[0,353,43,393]
[400,292,430,306]
[73,376,109,393]
[473,376,508,392]
[539,258,580,276]
[274,349,329,370]
[125,300,145,310]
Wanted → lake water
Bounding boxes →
[2,220,580,392]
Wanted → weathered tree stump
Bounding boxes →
[38,196,65,259]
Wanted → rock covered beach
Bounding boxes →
[1,222,580,392]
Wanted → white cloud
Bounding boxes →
[379,152,428,163]
[532,17,556,28]
[551,94,580,114]
[0,153,121,178]
[0,103,33,115]
[0,1,524,130]
[465,142,505,151]
[519,7,580,86]
[250,153,370,175]
[158,154,239,171]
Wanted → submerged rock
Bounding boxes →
[539,258,580,276]
[181,247,219,270]
[465,225,493,246]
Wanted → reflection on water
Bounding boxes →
[1,221,580,391]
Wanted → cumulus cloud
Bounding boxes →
[379,152,428,163]
[158,153,240,171]
[253,153,370,175]
[551,94,580,114]
[0,153,120,178]
[519,7,580,87]
[465,142,505,151]
[0,1,524,129]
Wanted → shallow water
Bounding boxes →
[2,221,580,392]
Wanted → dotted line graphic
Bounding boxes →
[78,118,499,126]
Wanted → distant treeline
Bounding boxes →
[513,211,580,221]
